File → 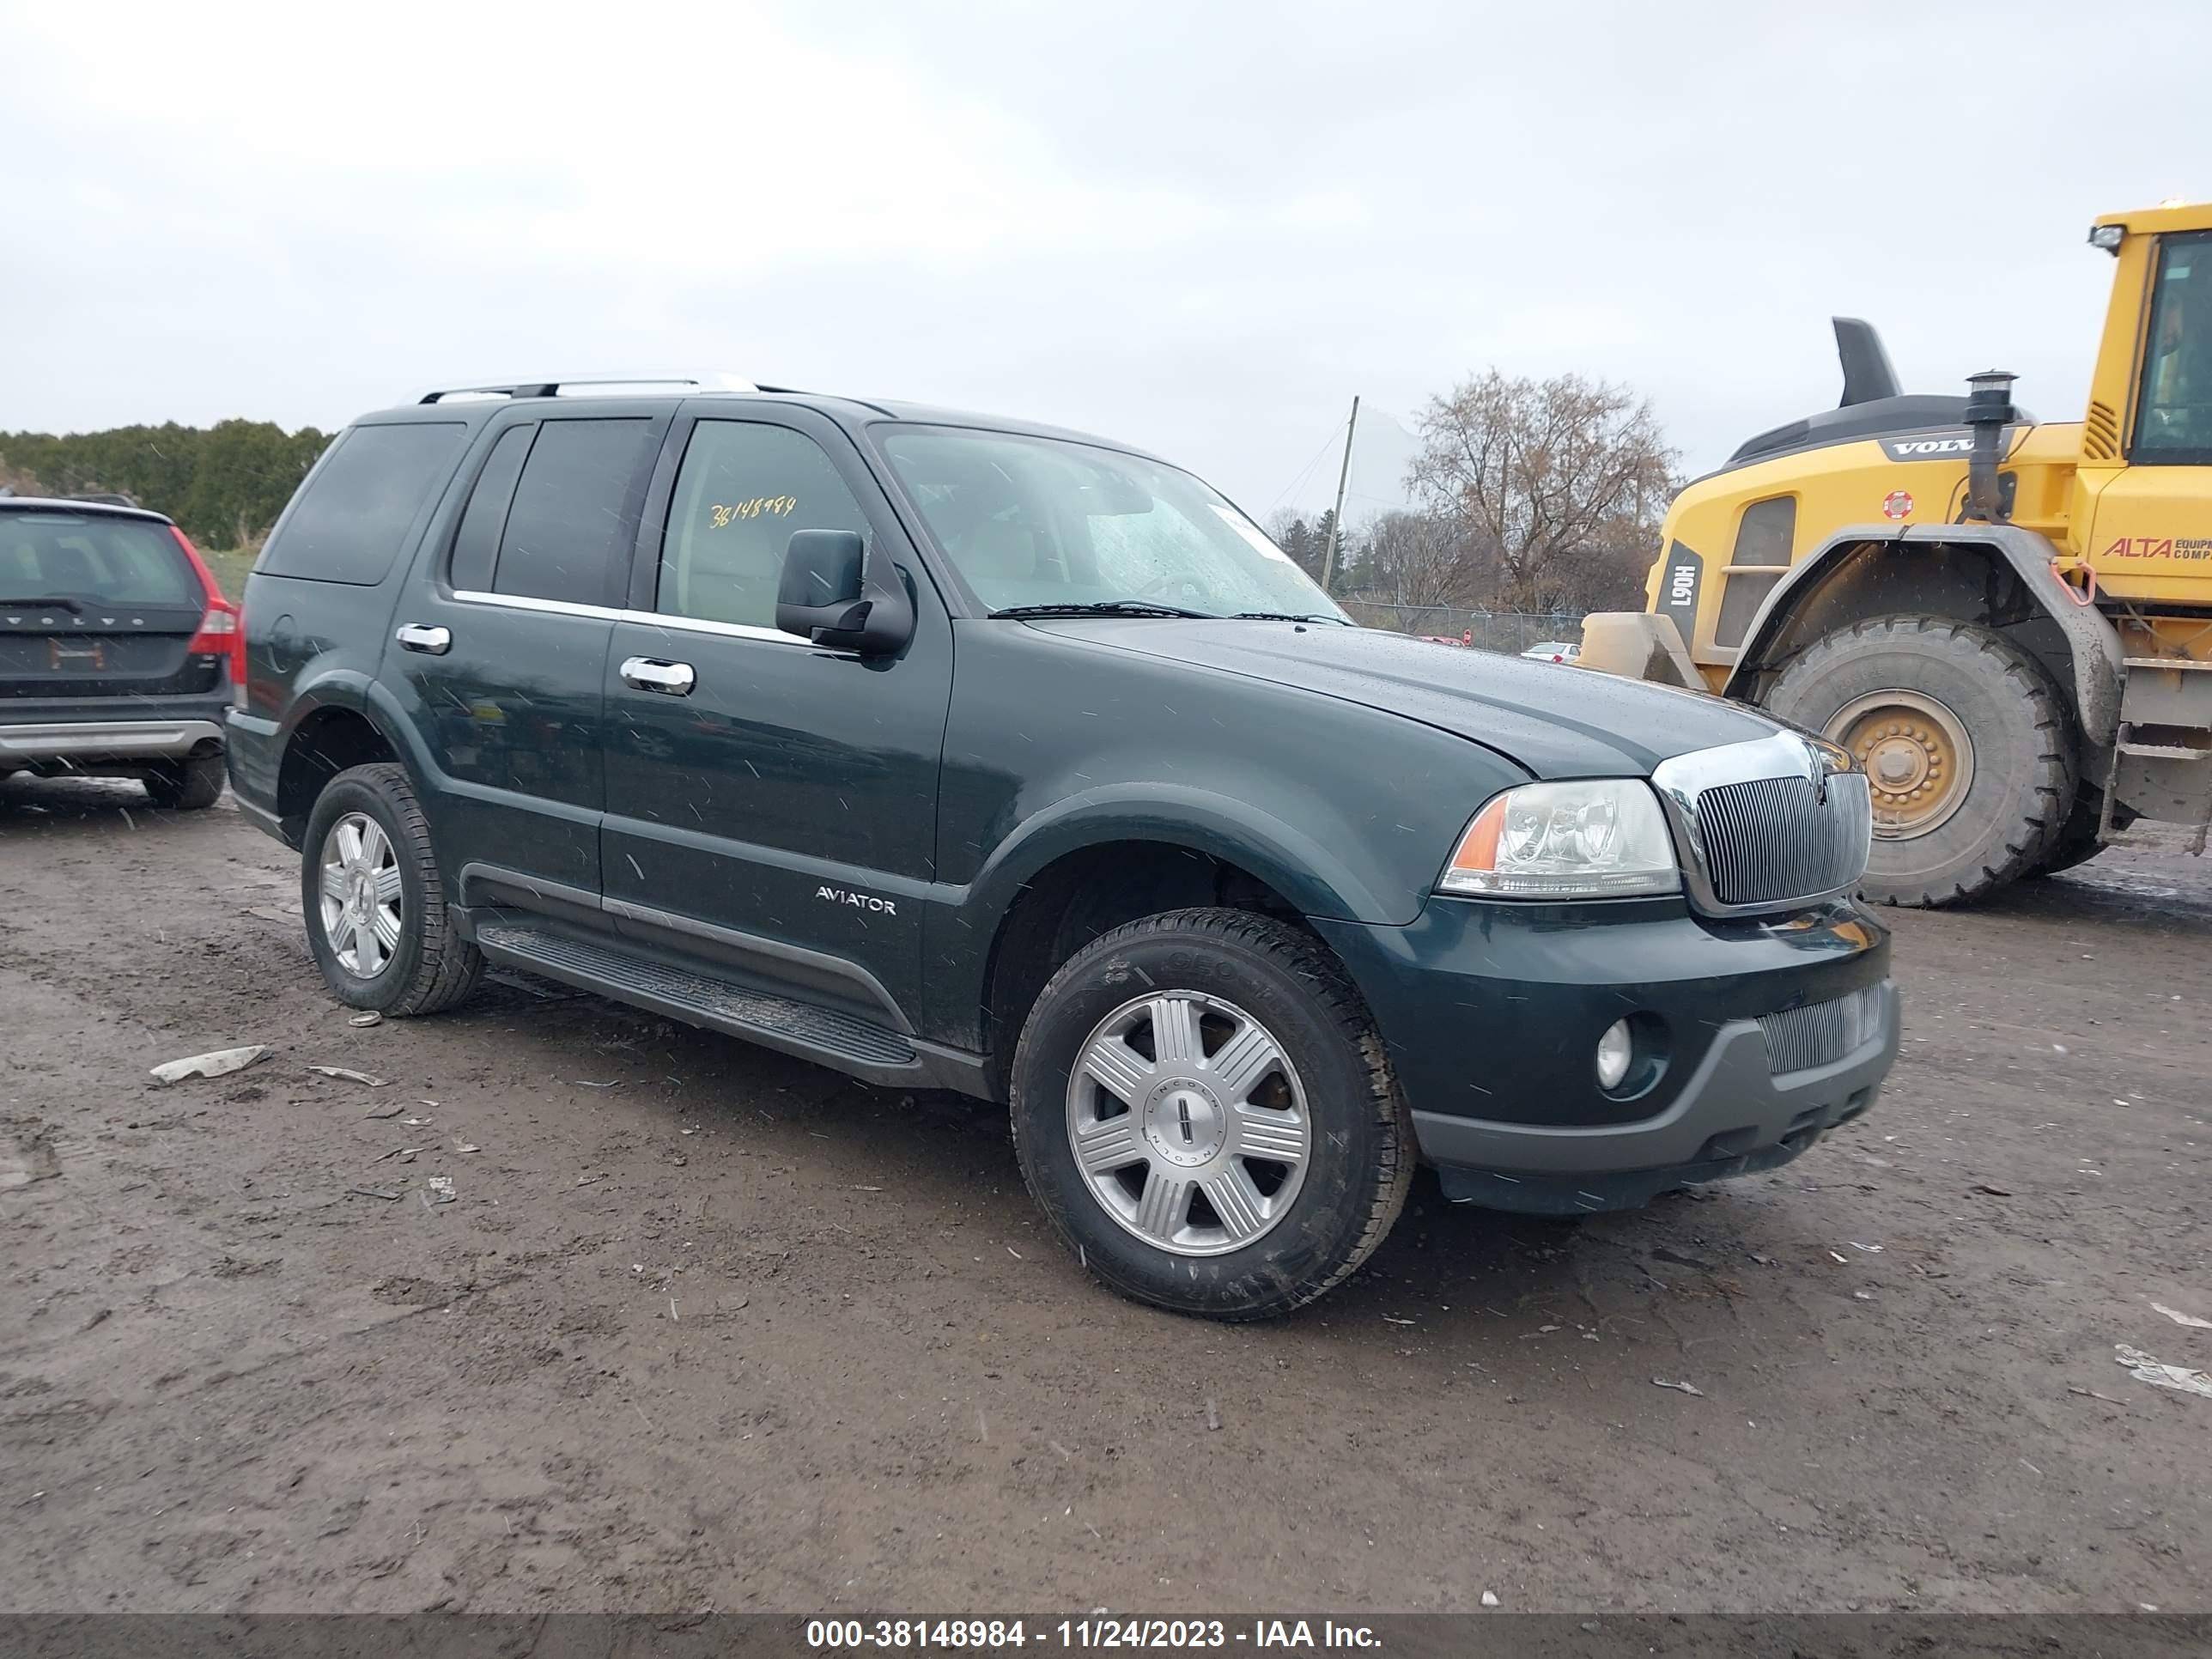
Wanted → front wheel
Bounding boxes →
[1009,908,1413,1321]
[300,763,483,1015]
[1761,617,2075,907]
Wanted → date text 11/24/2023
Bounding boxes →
[805,1619,1384,1650]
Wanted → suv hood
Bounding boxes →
[1028,617,1779,777]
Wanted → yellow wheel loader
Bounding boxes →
[1585,201,2212,905]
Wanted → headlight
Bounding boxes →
[1439,779,1680,898]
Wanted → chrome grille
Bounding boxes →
[1696,770,1871,907]
[1757,982,1889,1075]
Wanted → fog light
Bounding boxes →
[1595,1019,1634,1091]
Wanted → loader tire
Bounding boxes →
[1761,617,2075,908]
[2027,791,2111,878]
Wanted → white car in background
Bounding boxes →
[1520,640,1582,664]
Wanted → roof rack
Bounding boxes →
[418,375,760,404]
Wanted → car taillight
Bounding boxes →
[172,526,248,684]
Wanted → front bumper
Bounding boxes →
[1312,896,1898,1214]
[0,714,227,767]
[1412,990,1896,1212]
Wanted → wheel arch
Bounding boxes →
[275,692,404,837]
[1722,523,2124,750]
[972,830,1330,1091]
[270,667,462,842]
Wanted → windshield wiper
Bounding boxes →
[989,601,1217,620]
[1231,611,1350,625]
[0,596,82,611]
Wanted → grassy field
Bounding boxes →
[200,546,258,599]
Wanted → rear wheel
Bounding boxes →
[1761,617,2075,907]
[144,751,225,811]
[1009,908,1413,1320]
[301,763,483,1015]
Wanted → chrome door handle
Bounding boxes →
[621,656,696,696]
[395,623,452,655]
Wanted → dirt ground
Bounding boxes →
[2,777,2207,1617]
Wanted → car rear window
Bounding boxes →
[258,422,467,586]
[0,513,200,607]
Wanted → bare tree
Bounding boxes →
[1353,510,1474,608]
[1407,370,1677,612]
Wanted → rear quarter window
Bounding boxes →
[258,422,467,585]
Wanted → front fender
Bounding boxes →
[920,782,1437,1055]
[1724,522,2125,744]
[962,783,1398,930]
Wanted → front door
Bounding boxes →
[390,410,665,910]
[600,408,952,1025]
[2087,231,2212,591]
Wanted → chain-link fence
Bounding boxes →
[1339,603,1584,655]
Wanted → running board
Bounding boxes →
[474,921,974,1089]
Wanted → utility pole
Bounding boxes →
[1320,395,1359,594]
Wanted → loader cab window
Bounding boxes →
[2135,233,2211,465]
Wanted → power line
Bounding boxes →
[1266,415,1354,518]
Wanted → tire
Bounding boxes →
[1009,908,1413,1321]
[2027,796,2108,878]
[300,762,483,1016]
[144,751,226,811]
[2035,832,2107,876]
[1761,617,2075,908]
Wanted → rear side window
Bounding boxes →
[657,421,872,627]
[259,422,466,586]
[447,424,535,592]
[492,419,655,605]
[0,513,199,606]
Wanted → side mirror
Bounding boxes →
[775,529,915,655]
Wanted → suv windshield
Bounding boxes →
[878,426,1346,621]
[0,512,200,606]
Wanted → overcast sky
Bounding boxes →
[4,2,2207,521]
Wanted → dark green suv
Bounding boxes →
[228,379,1897,1319]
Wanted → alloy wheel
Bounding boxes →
[318,811,404,978]
[1065,991,1312,1256]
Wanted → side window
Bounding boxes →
[492,418,655,605]
[447,424,535,592]
[657,421,872,627]
[1714,495,1796,649]
[2136,233,2210,463]
[259,422,465,585]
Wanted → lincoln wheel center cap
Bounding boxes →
[1143,1078,1227,1168]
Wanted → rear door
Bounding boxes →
[0,508,215,719]
[386,409,667,915]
